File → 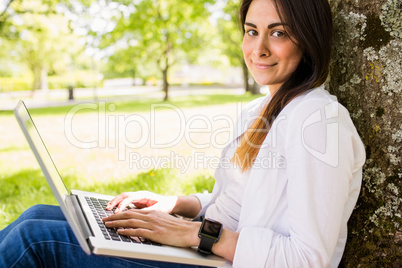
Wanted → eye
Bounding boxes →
[271,30,286,38]
[246,29,258,36]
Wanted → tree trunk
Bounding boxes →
[31,65,42,91]
[328,0,401,266]
[40,67,48,91]
[242,60,250,92]
[160,40,170,101]
[162,67,169,101]
[251,79,260,95]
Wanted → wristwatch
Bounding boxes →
[198,217,223,255]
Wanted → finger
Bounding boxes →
[103,211,152,229]
[132,199,156,209]
[104,218,150,229]
[116,197,137,213]
[106,193,128,210]
[117,228,153,239]
[103,209,149,222]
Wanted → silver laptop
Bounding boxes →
[14,100,226,267]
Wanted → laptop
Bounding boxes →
[14,100,226,267]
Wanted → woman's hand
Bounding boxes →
[106,191,178,214]
[102,210,201,248]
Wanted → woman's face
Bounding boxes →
[242,0,303,94]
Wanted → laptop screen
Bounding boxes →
[14,100,70,203]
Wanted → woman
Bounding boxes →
[0,0,365,267]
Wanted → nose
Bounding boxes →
[253,36,270,57]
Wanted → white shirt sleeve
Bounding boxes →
[191,192,213,219]
[233,96,365,267]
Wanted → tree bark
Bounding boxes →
[328,0,401,266]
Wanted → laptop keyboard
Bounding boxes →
[85,196,161,246]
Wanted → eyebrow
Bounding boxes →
[244,22,286,29]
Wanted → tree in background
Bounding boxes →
[216,0,256,94]
[14,12,78,91]
[101,0,215,101]
[0,0,93,91]
[217,0,246,89]
[217,0,263,94]
[328,0,401,266]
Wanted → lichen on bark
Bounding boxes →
[328,0,401,266]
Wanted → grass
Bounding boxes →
[0,92,262,116]
[0,169,55,227]
[0,168,215,230]
[0,92,261,229]
[0,145,29,153]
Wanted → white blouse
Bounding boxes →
[193,85,366,268]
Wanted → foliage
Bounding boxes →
[100,0,216,100]
[216,0,256,93]
[47,71,103,90]
[0,76,32,92]
[0,0,95,90]
[0,70,102,92]
[0,0,249,96]
[217,0,243,67]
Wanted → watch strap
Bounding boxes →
[198,236,215,255]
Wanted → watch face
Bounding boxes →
[201,219,222,239]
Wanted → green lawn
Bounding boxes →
[0,168,215,229]
[0,92,262,229]
[0,93,262,116]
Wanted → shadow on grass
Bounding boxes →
[0,168,214,229]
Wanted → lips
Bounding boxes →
[252,61,277,70]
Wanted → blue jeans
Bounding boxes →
[0,205,214,268]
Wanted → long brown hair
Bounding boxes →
[233,0,333,172]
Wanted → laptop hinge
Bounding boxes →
[69,194,94,238]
